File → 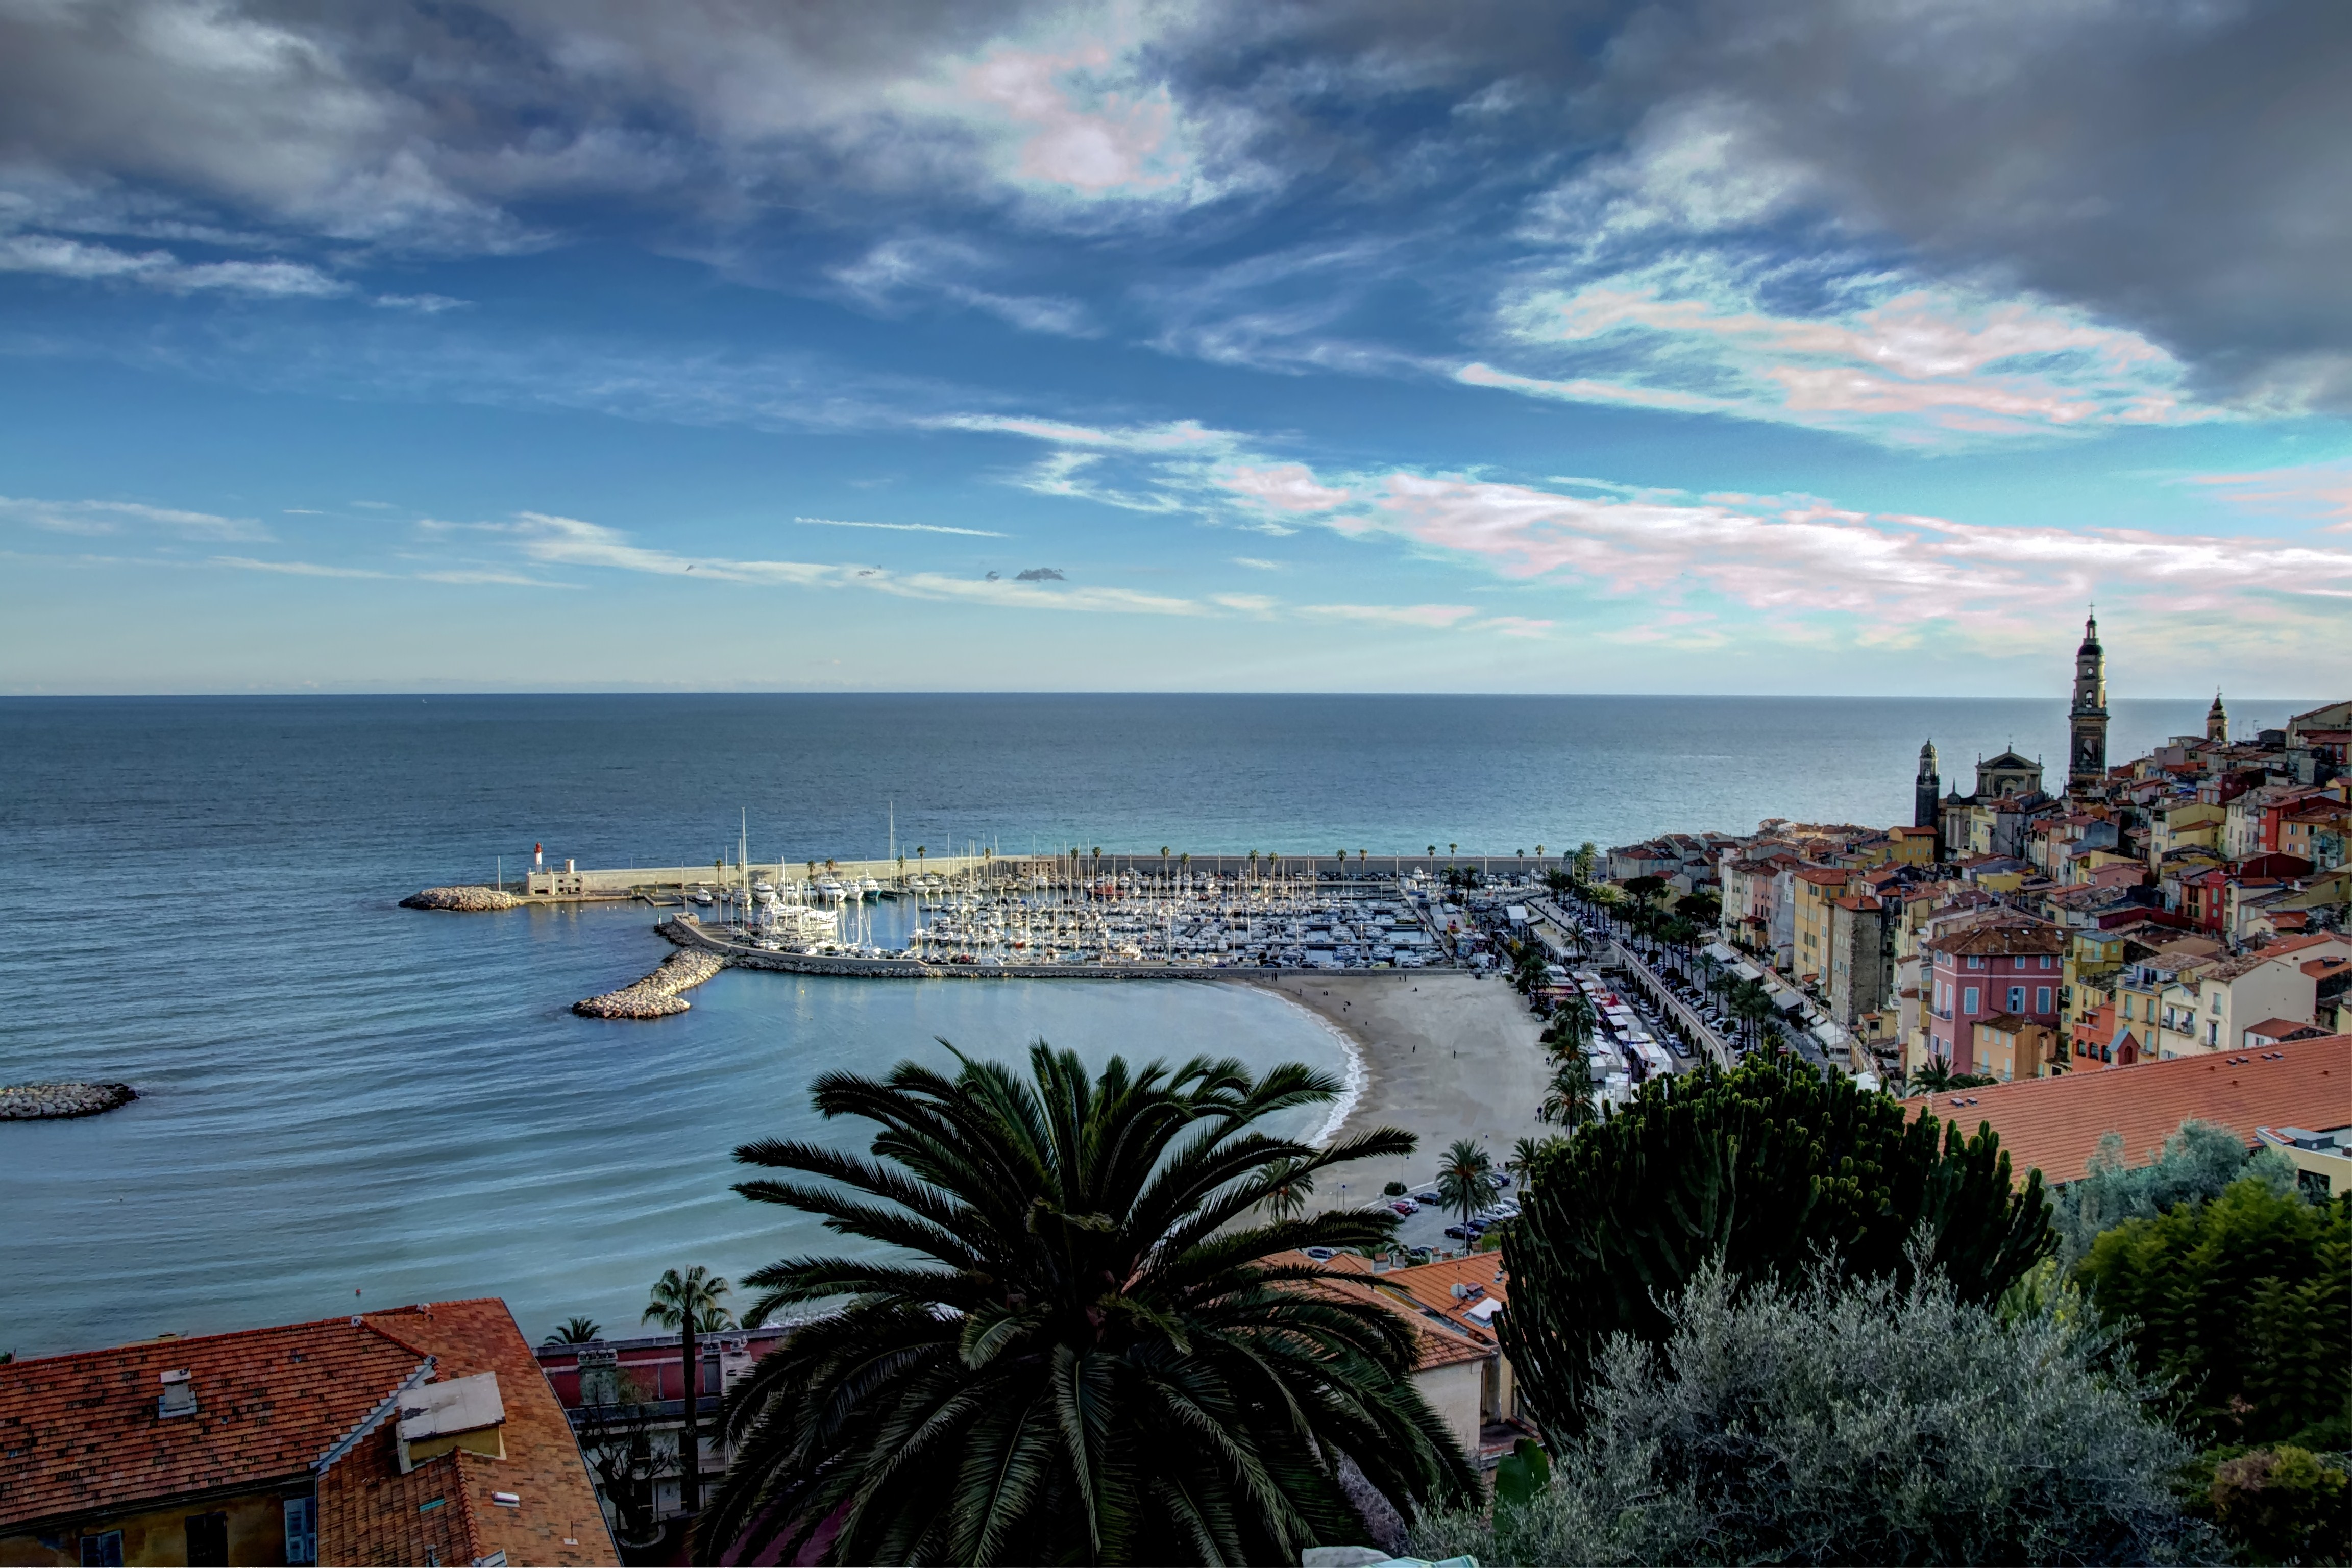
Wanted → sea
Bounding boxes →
[0,693,2254,1357]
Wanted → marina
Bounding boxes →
[447,845,1573,978]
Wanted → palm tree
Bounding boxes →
[702,1044,1477,1563]
[1261,1155,1315,1222]
[1542,994,1596,1058]
[1510,1136,1564,1187]
[645,1264,731,1516]
[1537,1064,1596,1129]
[1435,1137,1494,1231]
[543,1315,603,1345]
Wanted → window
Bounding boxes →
[1964,986,1979,1014]
[2037,986,2052,1014]
[2041,954,2054,969]
[285,1497,317,1566]
[2008,986,2026,1012]
[79,1533,124,1568]
[1968,954,1984,969]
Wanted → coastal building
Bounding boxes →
[1900,1032,2352,1196]
[1921,911,2067,1077]
[1825,893,1894,1030]
[536,1324,792,1542]
[0,1300,614,1567]
[1304,1253,1530,1465]
[2069,614,2111,794]
[2144,933,2352,1058]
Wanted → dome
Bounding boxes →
[2077,612,2102,654]
[1918,739,1939,771]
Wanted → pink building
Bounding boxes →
[1922,912,2067,1078]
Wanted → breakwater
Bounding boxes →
[3,1082,137,1120]
[401,885,523,911]
[572,947,727,1019]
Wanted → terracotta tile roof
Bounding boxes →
[321,1300,615,1567]
[1901,1034,2352,1188]
[0,1316,426,1533]
[1922,915,2066,957]
[1794,867,1852,886]
[322,1448,485,1567]
[1279,1254,1493,1371]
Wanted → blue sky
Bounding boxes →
[3,1,2349,695]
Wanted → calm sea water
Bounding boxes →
[0,693,2250,1355]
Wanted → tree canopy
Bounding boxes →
[2075,1173,2350,1449]
[1501,1058,2052,1438]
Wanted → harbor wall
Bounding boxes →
[516,851,1566,897]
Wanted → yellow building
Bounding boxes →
[2149,800,2225,864]
[1790,866,1852,985]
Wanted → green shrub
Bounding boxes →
[1502,1057,2051,1436]
[2074,1177,2349,1446]
[1411,1262,2211,1566]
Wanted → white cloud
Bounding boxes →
[212,555,389,578]
[0,494,271,541]
[1298,602,1480,628]
[1474,275,2212,444]
[0,232,346,297]
[794,514,1008,537]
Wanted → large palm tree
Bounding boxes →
[1434,1138,1494,1231]
[701,1043,1478,1564]
[645,1264,731,1515]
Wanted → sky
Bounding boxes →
[3,0,2350,696]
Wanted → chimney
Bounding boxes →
[158,1368,197,1418]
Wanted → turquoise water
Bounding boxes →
[0,693,2244,1355]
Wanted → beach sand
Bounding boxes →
[1250,971,1554,1199]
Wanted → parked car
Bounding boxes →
[1443,1223,1483,1241]
[1488,1171,1511,1189]
[1390,1198,1419,1215]
[1413,1189,1443,1205]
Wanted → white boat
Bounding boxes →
[818,878,846,901]
[691,888,714,906]
[860,877,883,897]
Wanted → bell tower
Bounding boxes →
[1914,740,1941,842]
[2068,611,2109,794]
[2206,691,2227,744]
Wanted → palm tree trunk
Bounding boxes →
[680,1318,700,1514]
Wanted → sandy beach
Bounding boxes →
[1250,971,1554,1199]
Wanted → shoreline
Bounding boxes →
[1248,972,1554,1194]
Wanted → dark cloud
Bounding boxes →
[0,0,2344,407]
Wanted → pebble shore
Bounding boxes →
[573,948,727,1019]
[2,1082,137,1120]
[401,885,523,911]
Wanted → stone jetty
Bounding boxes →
[402,885,523,911]
[573,948,727,1019]
[2,1082,137,1120]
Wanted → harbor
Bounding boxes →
[433,844,1575,980]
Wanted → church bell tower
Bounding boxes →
[2207,691,2228,744]
[1914,740,1941,842]
[2068,612,2109,793]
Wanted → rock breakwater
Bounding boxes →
[402,885,522,912]
[3,1082,137,1120]
[573,949,727,1019]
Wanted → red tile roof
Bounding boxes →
[1902,1034,2352,1187]
[1284,1254,1493,1370]
[0,1317,426,1533]
[322,1301,614,1567]
[0,1299,616,1567]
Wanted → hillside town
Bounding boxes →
[1589,618,2352,1088]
